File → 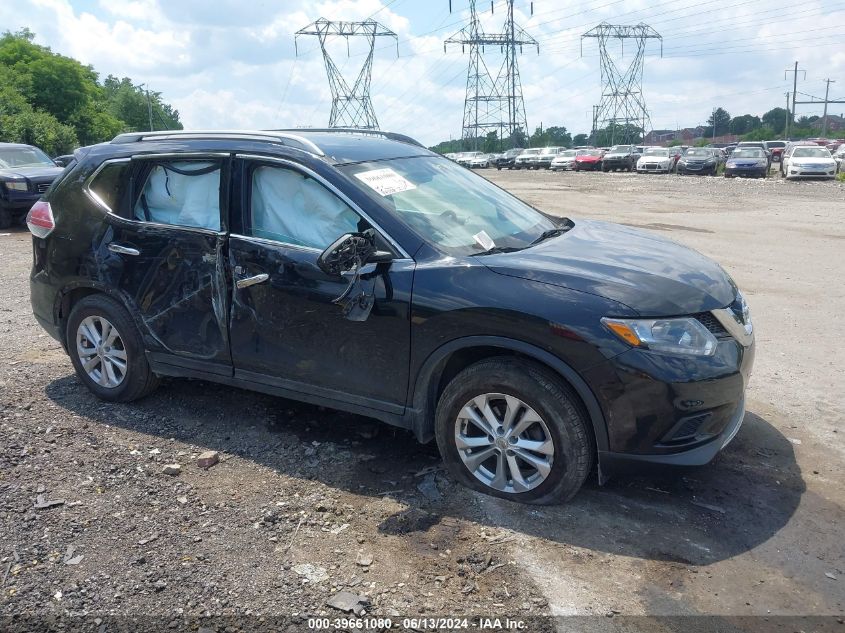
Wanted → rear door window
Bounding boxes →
[131,159,224,231]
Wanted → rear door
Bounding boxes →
[86,153,232,376]
[226,155,414,413]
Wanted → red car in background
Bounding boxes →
[573,149,605,171]
[765,140,786,163]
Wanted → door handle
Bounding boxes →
[236,273,269,289]
[108,243,140,256]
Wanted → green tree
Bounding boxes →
[572,133,589,146]
[706,107,731,137]
[730,114,761,135]
[762,107,790,135]
[0,109,77,155]
[103,75,182,132]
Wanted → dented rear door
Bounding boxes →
[95,154,233,375]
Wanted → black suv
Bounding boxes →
[1,142,65,228]
[28,129,755,504]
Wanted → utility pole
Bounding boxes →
[785,92,790,139]
[784,61,805,135]
[821,79,835,137]
[712,107,716,142]
[141,84,154,132]
[296,19,398,129]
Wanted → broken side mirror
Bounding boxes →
[317,231,393,277]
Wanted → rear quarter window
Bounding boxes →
[87,161,131,213]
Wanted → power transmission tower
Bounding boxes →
[581,23,662,145]
[295,18,397,129]
[445,1,538,150]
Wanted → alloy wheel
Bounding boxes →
[454,393,555,494]
[76,315,128,388]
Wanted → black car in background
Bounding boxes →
[28,129,755,504]
[0,142,65,228]
[493,148,524,170]
[677,147,720,175]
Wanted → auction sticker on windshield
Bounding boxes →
[354,168,416,196]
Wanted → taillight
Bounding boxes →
[26,201,55,238]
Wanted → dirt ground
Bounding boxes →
[1,168,843,630]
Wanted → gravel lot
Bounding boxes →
[1,169,843,629]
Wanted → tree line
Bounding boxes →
[0,29,182,156]
[430,103,833,152]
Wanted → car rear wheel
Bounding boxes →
[435,358,593,504]
[67,294,160,402]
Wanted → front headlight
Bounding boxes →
[4,181,28,191]
[601,317,717,356]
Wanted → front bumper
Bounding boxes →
[585,329,755,477]
[678,163,715,174]
[1,189,41,211]
[637,163,672,173]
[602,157,632,168]
[725,165,766,177]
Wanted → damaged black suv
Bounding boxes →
[28,129,754,504]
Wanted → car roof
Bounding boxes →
[0,142,39,149]
[109,128,433,165]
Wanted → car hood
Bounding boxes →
[791,157,834,164]
[639,156,671,162]
[0,165,64,180]
[604,152,630,158]
[481,219,736,316]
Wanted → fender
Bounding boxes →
[406,335,609,456]
[53,280,150,348]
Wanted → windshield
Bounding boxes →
[609,145,633,153]
[793,147,831,158]
[520,149,541,156]
[732,149,765,158]
[342,156,556,256]
[685,148,711,157]
[581,150,602,157]
[643,149,670,156]
[0,147,55,169]
[559,150,577,157]
[766,141,786,149]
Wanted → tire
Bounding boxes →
[0,207,11,230]
[601,165,608,172]
[66,294,160,402]
[435,358,594,505]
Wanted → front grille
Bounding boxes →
[36,183,51,194]
[694,312,728,336]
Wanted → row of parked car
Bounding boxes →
[446,140,845,181]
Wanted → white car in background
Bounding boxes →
[550,149,581,171]
[514,148,541,169]
[466,153,492,168]
[782,146,838,180]
[636,147,675,173]
[833,145,845,173]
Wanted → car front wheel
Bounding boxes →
[67,294,160,402]
[435,358,593,504]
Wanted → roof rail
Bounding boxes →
[110,130,325,156]
[272,128,425,148]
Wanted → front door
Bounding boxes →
[227,157,413,413]
[92,154,232,374]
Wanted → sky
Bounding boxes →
[2,0,844,146]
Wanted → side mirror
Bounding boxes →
[317,232,393,276]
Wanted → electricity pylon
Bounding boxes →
[295,18,397,129]
[445,1,538,150]
[581,23,662,145]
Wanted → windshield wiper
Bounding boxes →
[530,227,569,246]
[469,246,523,257]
